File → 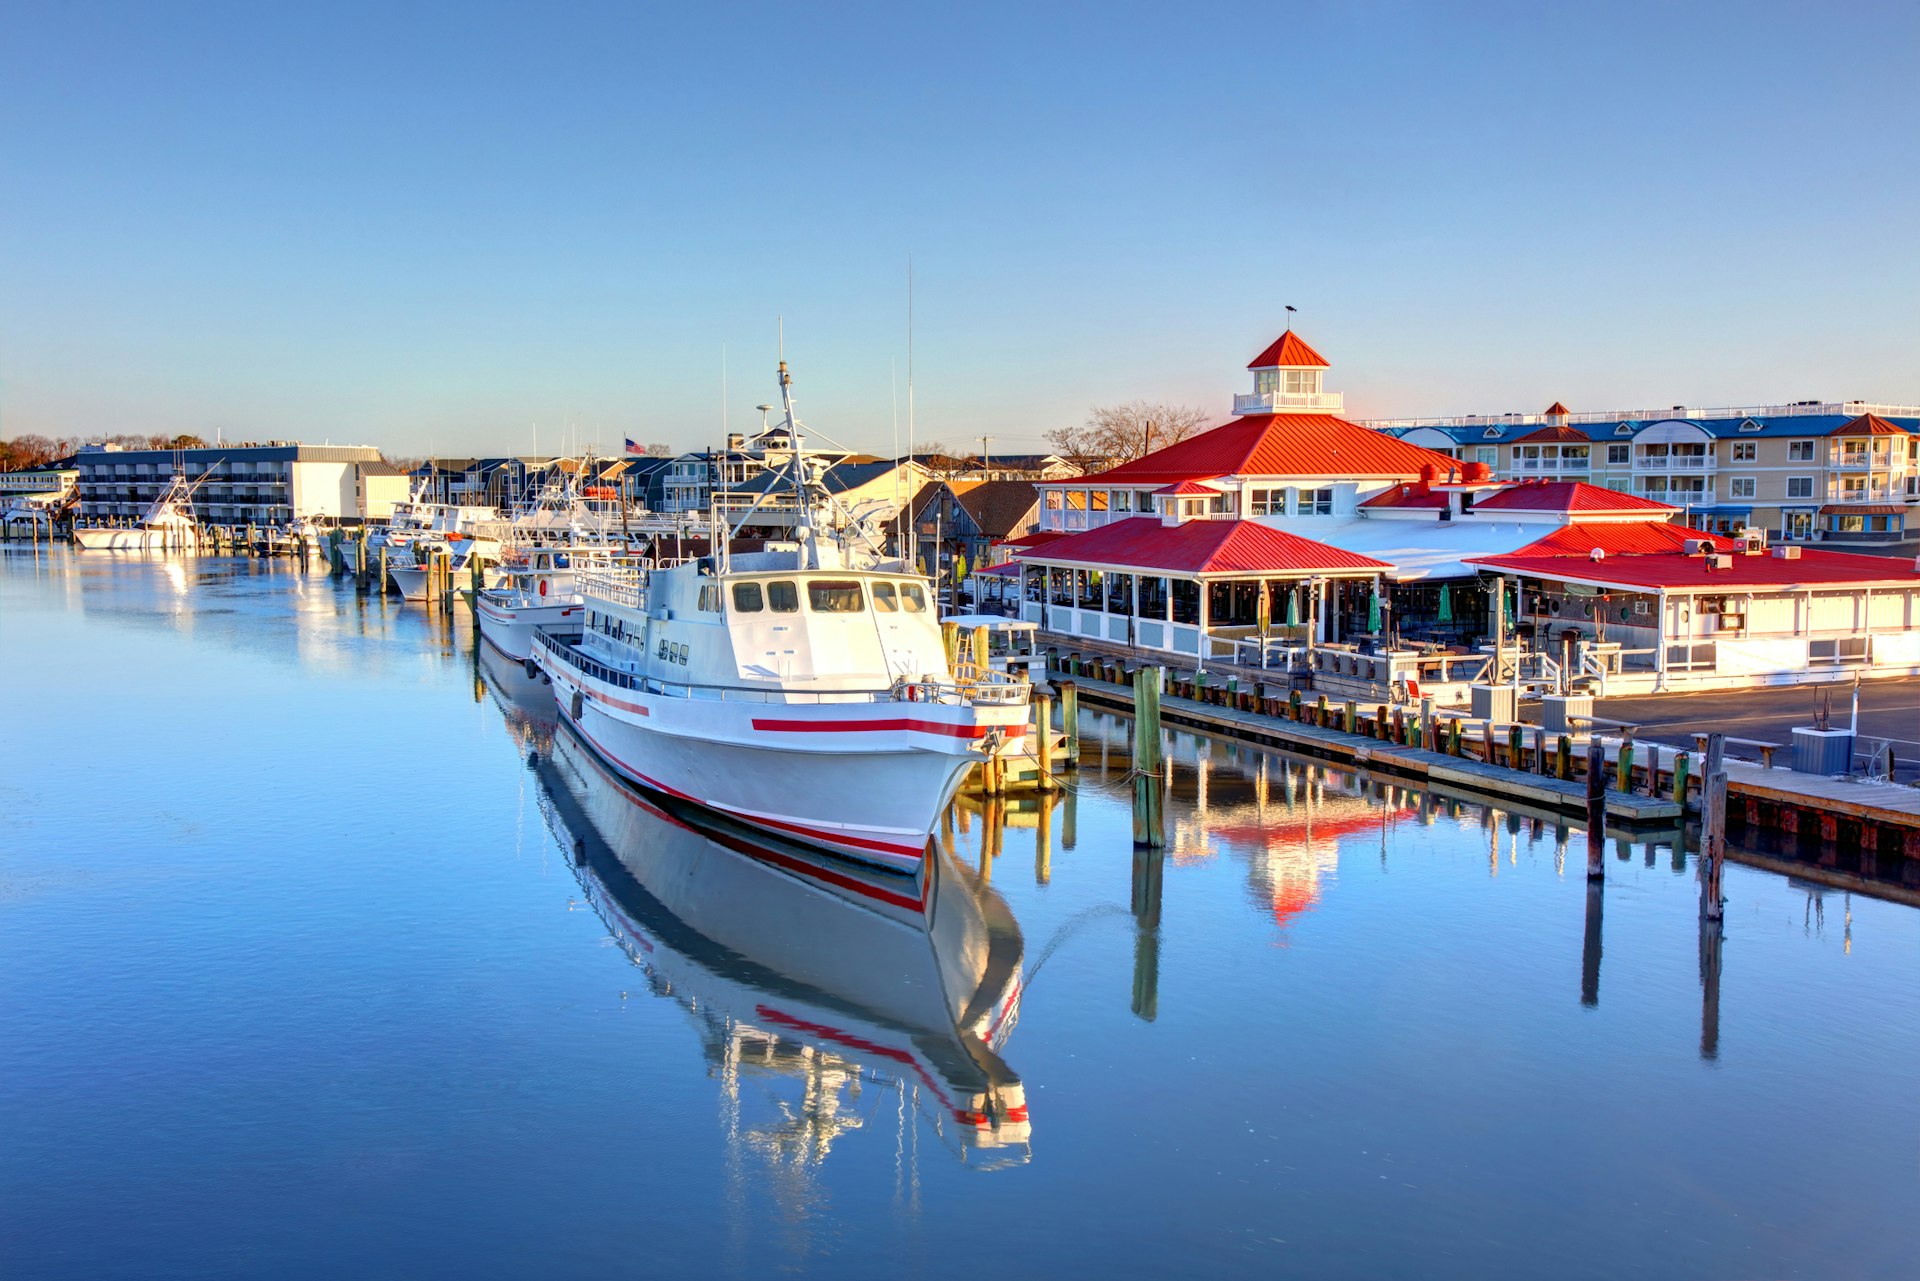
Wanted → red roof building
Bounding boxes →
[1504,522,1737,558]
[1468,546,1920,592]
[1246,330,1330,370]
[1016,516,1388,578]
[1469,480,1677,518]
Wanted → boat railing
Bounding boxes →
[575,566,648,608]
[890,663,1030,707]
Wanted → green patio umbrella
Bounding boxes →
[1436,583,1453,624]
[1367,587,1382,634]
[1284,586,1298,627]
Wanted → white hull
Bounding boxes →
[536,642,1024,872]
[474,595,584,662]
[72,527,191,551]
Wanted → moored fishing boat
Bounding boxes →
[473,545,589,661]
[71,473,199,550]
[532,358,1031,870]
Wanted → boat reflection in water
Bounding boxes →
[475,641,558,757]
[533,716,1031,1172]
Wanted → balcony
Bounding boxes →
[1233,391,1345,416]
[1634,453,1715,473]
[1509,458,1590,476]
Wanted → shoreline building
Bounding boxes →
[73,443,408,527]
[1012,330,1920,693]
[1370,401,1920,550]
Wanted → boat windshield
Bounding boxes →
[872,583,898,612]
[899,583,928,613]
[807,580,865,613]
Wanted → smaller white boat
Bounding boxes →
[71,474,199,551]
[474,545,590,662]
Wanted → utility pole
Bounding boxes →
[978,434,993,479]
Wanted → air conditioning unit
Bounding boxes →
[1708,554,1735,570]
[1684,539,1712,554]
[1771,545,1802,560]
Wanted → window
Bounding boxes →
[871,582,898,612]
[1112,490,1132,512]
[1788,440,1815,461]
[1738,419,1762,433]
[1043,490,1063,510]
[807,580,865,612]
[1106,572,1133,613]
[1089,490,1109,511]
[1475,446,1497,465]
[1730,442,1757,461]
[1077,570,1103,609]
[1302,488,1334,515]
[1787,476,1814,499]
[1784,510,1814,540]
[1282,369,1319,394]
[1607,444,1630,465]
[1065,490,1086,510]
[1170,578,1201,625]
[697,584,722,612]
[1563,446,1589,468]
[899,584,927,612]
[1247,488,1280,517]
[767,580,799,612]
[1482,427,1505,439]
[1138,575,1168,619]
[1049,567,1074,605]
[1255,369,1279,395]
[1728,477,1757,499]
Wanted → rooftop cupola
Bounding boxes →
[1544,401,1571,427]
[1235,329,1342,416]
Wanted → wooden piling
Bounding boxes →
[1131,664,1164,848]
[1557,734,1572,780]
[1059,679,1080,768]
[1421,697,1436,751]
[1616,741,1634,793]
[377,545,389,597]
[1700,733,1727,922]
[1585,740,1606,879]
[1673,751,1690,806]
[1033,691,1057,793]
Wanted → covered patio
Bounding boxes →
[1014,516,1391,664]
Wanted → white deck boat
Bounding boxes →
[71,474,199,551]
[473,545,590,661]
[532,359,1031,870]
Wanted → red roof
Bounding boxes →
[1819,503,1907,515]
[1472,481,1676,514]
[1467,548,1920,591]
[1247,330,1330,369]
[1016,516,1389,577]
[1154,479,1222,496]
[999,530,1073,549]
[1064,414,1457,486]
[1544,401,1571,416]
[1359,484,1450,510]
[1510,422,1589,445]
[1507,523,1738,557]
[1832,413,1910,437]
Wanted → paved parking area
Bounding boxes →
[1598,678,1920,783]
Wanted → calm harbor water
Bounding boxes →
[3,547,1916,1281]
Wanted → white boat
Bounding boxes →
[71,473,199,551]
[942,614,1043,682]
[473,545,590,662]
[538,726,1029,1162]
[532,358,1032,871]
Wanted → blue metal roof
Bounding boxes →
[1389,413,1920,445]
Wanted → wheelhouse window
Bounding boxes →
[731,582,764,612]
[899,583,928,612]
[807,580,865,612]
[767,580,799,612]
[871,582,899,612]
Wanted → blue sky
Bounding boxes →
[2,0,1915,457]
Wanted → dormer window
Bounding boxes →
[1482,426,1505,439]
[1615,422,1636,436]
[1738,419,1762,433]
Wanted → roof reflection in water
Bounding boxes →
[477,654,1030,1199]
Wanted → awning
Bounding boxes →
[972,562,1020,577]
[1686,505,1752,516]
[1819,503,1907,515]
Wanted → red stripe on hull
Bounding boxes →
[751,716,1025,740]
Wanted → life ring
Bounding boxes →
[538,578,548,597]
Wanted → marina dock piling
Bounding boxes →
[1131,664,1165,847]
[1700,734,1728,922]
[1059,680,1080,768]
[1585,740,1606,879]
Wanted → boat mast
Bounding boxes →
[776,354,818,570]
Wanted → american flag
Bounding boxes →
[625,438,646,457]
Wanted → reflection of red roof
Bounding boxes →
[1066,415,1457,486]
[1473,481,1676,514]
[1018,516,1390,576]
[1832,413,1910,437]
[1467,548,1920,590]
[1511,422,1589,445]
[1509,523,1737,557]
[1247,330,1330,369]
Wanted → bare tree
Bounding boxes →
[1046,401,1213,472]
